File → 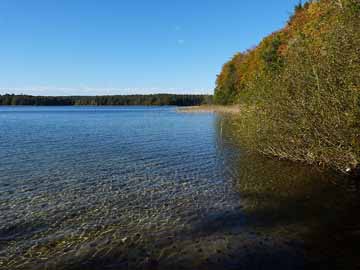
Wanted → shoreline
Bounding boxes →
[179,105,359,176]
[177,105,242,114]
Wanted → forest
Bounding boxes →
[0,94,212,106]
[213,0,359,173]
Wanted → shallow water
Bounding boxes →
[0,106,359,270]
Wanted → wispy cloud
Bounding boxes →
[177,39,185,45]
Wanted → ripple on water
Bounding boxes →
[0,107,358,270]
[0,107,242,268]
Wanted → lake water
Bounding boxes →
[0,106,359,270]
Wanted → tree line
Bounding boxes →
[0,94,212,106]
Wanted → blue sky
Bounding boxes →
[0,0,299,96]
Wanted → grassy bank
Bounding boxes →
[213,0,360,174]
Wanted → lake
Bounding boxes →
[0,106,359,270]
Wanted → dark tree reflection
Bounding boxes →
[214,115,360,269]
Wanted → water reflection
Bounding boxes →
[215,115,360,269]
[0,109,359,270]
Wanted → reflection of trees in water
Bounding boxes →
[214,115,360,269]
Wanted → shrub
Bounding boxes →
[215,0,360,173]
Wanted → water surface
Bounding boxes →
[0,106,358,269]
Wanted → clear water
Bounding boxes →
[0,106,359,270]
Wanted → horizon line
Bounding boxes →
[0,92,213,97]
[0,87,213,96]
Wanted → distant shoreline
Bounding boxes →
[0,104,181,107]
[0,94,212,106]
